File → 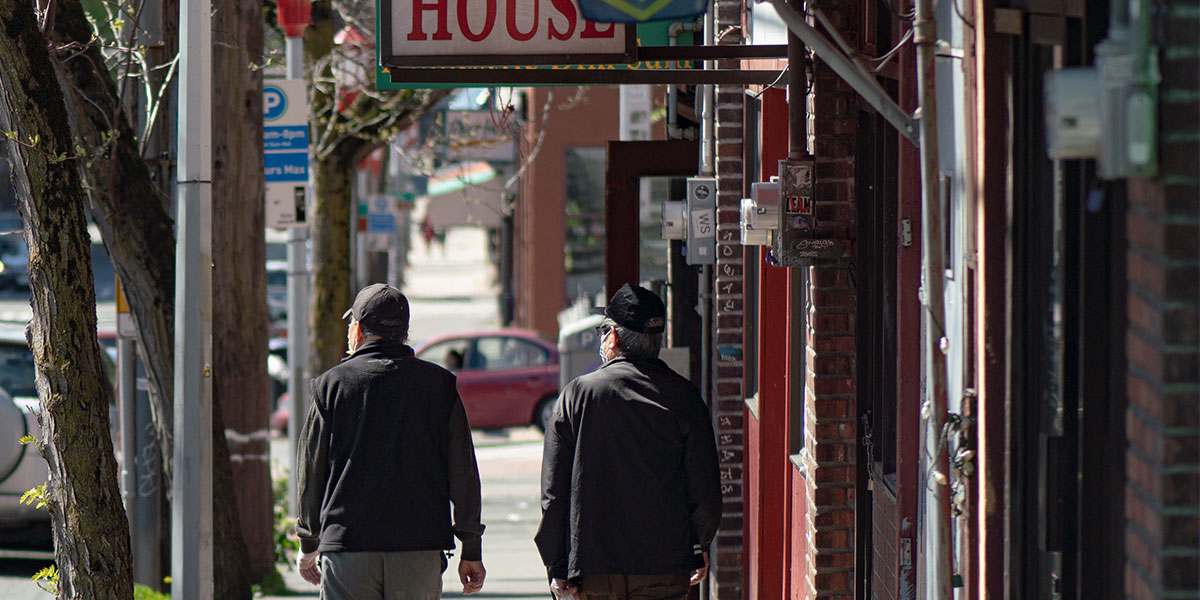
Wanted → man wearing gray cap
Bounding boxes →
[535,283,722,600]
[296,283,487,599]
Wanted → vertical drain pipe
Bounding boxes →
[698,2,715,406]
[913,0,952,593]
[787,0,809,161]
[698,4,715,600]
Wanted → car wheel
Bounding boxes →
[534,395,557,433]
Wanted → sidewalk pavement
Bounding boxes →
[402,226,502,345]
[261,227,550,599]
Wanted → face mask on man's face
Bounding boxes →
[597,328,609,363]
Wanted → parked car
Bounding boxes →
[0,323,116,539]
[270,329,560,434]
[415,329,559,431]
[0,234,29,292]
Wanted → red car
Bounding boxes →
[272,329,561,435]
[414,329,560,431]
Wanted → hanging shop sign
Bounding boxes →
[378,0,636,67]
[374,0,788,88]
[577,0,707,24]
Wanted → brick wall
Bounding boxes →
[871,490,898,600]
[712,11,747,592]
[1123,1,1200,596]
[800,2,860,596]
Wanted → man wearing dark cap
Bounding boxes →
[535,283,722,600]
[296,283,487,599]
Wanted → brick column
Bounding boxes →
[711,0,746,595]
[800,6,859,597]
[1123,2,1200,595]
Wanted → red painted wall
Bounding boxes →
[746,87,791,600]
[515,86,621,340]
[790,463,809,600]
[746,411,761,600]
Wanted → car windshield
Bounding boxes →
[0,342,36,397]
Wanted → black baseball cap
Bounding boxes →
[342,283,409,338]
[592,283,666,334]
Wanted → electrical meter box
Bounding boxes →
[1043,36,1158,179]
[773,159,845,267]
[1044,67,1102,160]
[740,180,780,246]
[685,177,717,265]
[661,201,686,240]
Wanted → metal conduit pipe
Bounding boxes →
[698,5,715,600]
[788,0,808,160]
[912,0,952,593]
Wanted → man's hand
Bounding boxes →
[297,549,321,585]
[550,578,579,600]
[459,559,486,594]
[689,552,709,586]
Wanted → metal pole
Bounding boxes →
[284,34,310,517]
[913,0,952,593]
[132,0,164,586]
[118,337,136,524]
[134,361,161,588]
[173,0,213,594]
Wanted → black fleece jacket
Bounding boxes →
[535,356,722,579]
[296,340,484,559]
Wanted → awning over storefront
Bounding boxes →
[418,161,504,229]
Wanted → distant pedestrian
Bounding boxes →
[535,283,722,600]
[296,283,487,599]
[421,217,437,256]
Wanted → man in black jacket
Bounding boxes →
[535,283,722,600]
[296,283,487,599]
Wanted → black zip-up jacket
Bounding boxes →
[534,356,722,579]
[296,340,484,559]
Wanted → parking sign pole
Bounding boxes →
[283,32,311,518]
[173,0,214,594]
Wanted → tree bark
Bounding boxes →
[0,0,135,597]
[47,0,255,595]
[51,0,176,463]
[310,147,361,373]
[212,0,272,585]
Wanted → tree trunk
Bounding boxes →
[212,0,272,585]
[47,0,255,594]
[310,149,360,373]
[0,0,135,597]
[51,0,176,463]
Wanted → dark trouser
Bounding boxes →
[320,550,445,600]
[579,573,692,600]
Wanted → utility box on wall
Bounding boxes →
[772,159,845,266]
[685,177,717,265]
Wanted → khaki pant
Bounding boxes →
[320,550,445,600]
[579,573,692,600]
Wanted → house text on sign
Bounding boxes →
[380,0,635,67]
